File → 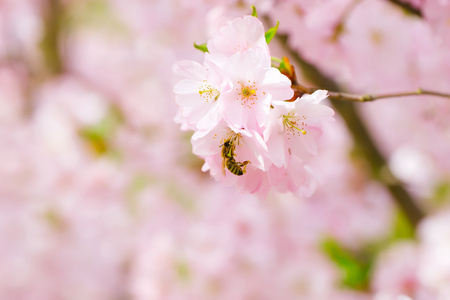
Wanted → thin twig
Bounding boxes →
[292,84,450,102]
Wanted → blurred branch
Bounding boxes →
[19,0,65,117]
[331,0,363,42]
[276,34,425,229]
[293,84,450,102]
[40,0,65,75]
[388,0,422,17]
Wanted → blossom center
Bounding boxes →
[236,80,258,108]
[282,112,307,138]
[199,80,220,102]
[233,44,248,52]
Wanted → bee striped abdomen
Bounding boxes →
[226,159,244,176]
[220,137,250,176]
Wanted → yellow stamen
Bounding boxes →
[283,114,307,136]
[199,80,220,102]
[236,80,258,108]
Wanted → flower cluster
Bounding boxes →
[174,15,334,197]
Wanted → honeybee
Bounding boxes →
[221,138,250,176]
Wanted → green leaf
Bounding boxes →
[79,106,122,156]
[431,181,450,206]
[321,238,372,291]
[391,210,415,241]
[174,260,191,282]
[278,57,294,77]
[80,126,109,155]
[265,21,279,44]
[251,5,257,17]
[194,42,208,53]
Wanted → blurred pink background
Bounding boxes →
[1,0,450,299]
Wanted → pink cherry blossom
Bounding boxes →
[5,1,450,298]
[207,15,270,66]
[264,90,335,168]
[191,120,268,180]
[173,60,225,130]
[372,242,420,299]
[173,13,333,196]
[271,157,318,195]
[417,209,450,299]
[219,48,294,131]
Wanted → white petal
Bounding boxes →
[262,68,294,101]
[173,60,207,80]
[299,89,329,104]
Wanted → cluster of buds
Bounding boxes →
[174,14,334,197]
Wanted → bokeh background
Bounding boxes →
[1,0,450,299]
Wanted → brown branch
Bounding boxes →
[40,0,65,75]
[388,0,422,17]
[275,34,425,229]
[293,84,450,102]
